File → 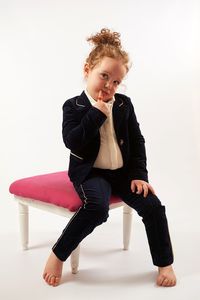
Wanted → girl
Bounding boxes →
[43,28,176,287]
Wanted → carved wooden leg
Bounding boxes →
[123,204,133,250]
[18,202,29,250]
[70,244,80,274]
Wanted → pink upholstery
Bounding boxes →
[9,171,122,212]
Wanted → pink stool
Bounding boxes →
[9,171,133,274]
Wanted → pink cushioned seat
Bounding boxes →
[9,171,122,212]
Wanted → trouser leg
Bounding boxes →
[98,168,174,267]
[119,188,174,267]
[52,176,111,261]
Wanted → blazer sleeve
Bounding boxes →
[128,102,149,182]
[62,99,107,152]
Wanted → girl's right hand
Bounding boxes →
[94,90,110,117]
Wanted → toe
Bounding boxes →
[53,277,60,286]
[171,279,177,286]
[161,277,168,286]
[49,275,56,286]
[165,277,172,286]
[48,275,60,287]
[45,274,50,283]
[45,274,52,285]
[157,275,165,286]
[43,272,61,287]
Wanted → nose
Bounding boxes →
[104,81,109,88]
[104,80,112,89]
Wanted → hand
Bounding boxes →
[94,90,110,117]
[130,179,156,198]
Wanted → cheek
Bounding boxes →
[111,86,118,94]
[94,79,104,90]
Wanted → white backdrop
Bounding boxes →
[0,0,199,235]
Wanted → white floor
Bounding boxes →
[0,207,199,300]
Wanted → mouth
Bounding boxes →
[97,89,112,102]
[101,90,111,98]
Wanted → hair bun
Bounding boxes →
[87,28,122,48]
[85,28,130,71]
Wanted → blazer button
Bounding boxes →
[119,139,124,146]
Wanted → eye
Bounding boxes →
[100,73,109,80]
[113,80,120,86]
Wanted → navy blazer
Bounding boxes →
[62,91,148,186]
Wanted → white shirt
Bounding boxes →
[85,90,123,170]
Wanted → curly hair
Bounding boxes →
[85,28,130,72]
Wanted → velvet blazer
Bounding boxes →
[62,91,148,186]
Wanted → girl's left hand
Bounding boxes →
[131,179,156,198]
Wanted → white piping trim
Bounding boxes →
[119,101,124,107]
[76,99,85,107]
[71,152,84,160]
[80,184,88,209]
[52,206,82,250]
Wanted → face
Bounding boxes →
[84,57,127,102]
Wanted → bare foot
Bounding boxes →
[43,252,63,287]
[157,265,177,287]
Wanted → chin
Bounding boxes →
[103,98,112,102]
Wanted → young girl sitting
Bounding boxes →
[43,28,176,287]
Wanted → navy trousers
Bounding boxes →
[52,168,174,267]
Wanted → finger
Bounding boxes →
[131,181,136,192]
[136,184,143,194]
[98,90,103,100]
[143,185,149,198]
[148,184,156,195]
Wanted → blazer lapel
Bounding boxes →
[75,91,92,109]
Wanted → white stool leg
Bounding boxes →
[18,202,29,250]
[70,244,80,274]
[123,204,133,250]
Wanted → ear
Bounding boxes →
[84,63,90,77]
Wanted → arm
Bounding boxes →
[128,102,149,182]
[128,101,156,196]
[62,100,107,152]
